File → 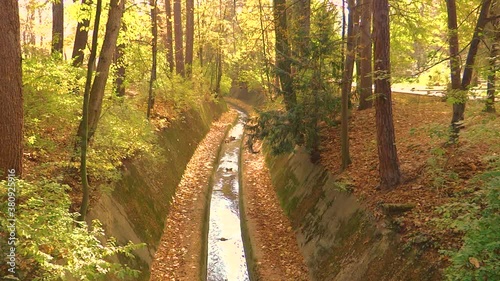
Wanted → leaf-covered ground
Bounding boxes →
[242,138,310,280]
[150,109,237,280]
[320,93,499,268]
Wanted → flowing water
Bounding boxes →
[206,109,250,281]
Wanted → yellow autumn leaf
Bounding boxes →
[469,257,480,268]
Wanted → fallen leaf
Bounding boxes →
[469,257,480,268]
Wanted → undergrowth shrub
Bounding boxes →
[23,56,159,188]
[90,97,158,186]
[0,179,142,280]
[23,57,83,156]
[434,171,500,281]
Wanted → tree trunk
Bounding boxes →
[446,0,462,142]
[197,0,203,68]
[258,0,272,97]
[446,0,461,90]
[164,0,174,72]
[486,17,499,112]
[23,1,36,47]
[185,0,194,76]
[147,0,158,119]
[341,0,357,170]
[76,0,125,143]
[358,0,373,110]
[114,42,126,97]
[293,0,311,58]
[72,0,92,66]
[273,0,295,111]
[448,0,492,141]
[461,0,492,90]
[0,0,23,180]
[373,0,401,190]
[79,0,102,221]
[485,41,497,112]
[214,49,223,96]
[51,0,64,56]
[173,0,185,76]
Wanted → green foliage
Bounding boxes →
[0,179,142,280]
[89,97,157,186]
[447,89,469,105]
[421,123,460,190]
[255,0,342,158]
[23,56,83,175]
[23,56,158,190]
[389,0,445,79]
[426,146,459,190]
[256,109,301,155]
[462,108,500,149]
[436,172,500,281]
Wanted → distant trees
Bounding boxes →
[147,0,158,119]
[357,0,372,110]
[164,0,174,72]
[185,0,194,76]
[373,0,401,190]
[114,41,126,97]
[72,0,92,66]
[341,0,356,170]
[51,0,64,56]
[485,9,499,113]
[173,0,184,76]
[0,0,23,180]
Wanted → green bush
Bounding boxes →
[89,98,158,185]
[0,179,142,280]
[23,57,83,154]
[438,171,500,281]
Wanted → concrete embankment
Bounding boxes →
[266,147,441,281]
[87,101,225,280]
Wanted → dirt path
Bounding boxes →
[150,110,237,280]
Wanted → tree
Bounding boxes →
[373,0,401,190]
[147,0,158,119]
[292,0,311,59]
[257,0,272,97]
[173,0,184,76]
[341,0,357,170]
[447,0,492,142]
[79,0,102,221]
[0,0,23,180]
[358,0,372,110]
[185,0,194,76]
[72,0,92,67]
[76,0,125,144]
[485,13,499,113]
[164,0,174,72]
[51,0,64,56]
[274,0,295,111]
[114,42,126,97]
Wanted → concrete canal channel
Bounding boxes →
[206,108,250,281]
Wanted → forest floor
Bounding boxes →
[320,93,500,268]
